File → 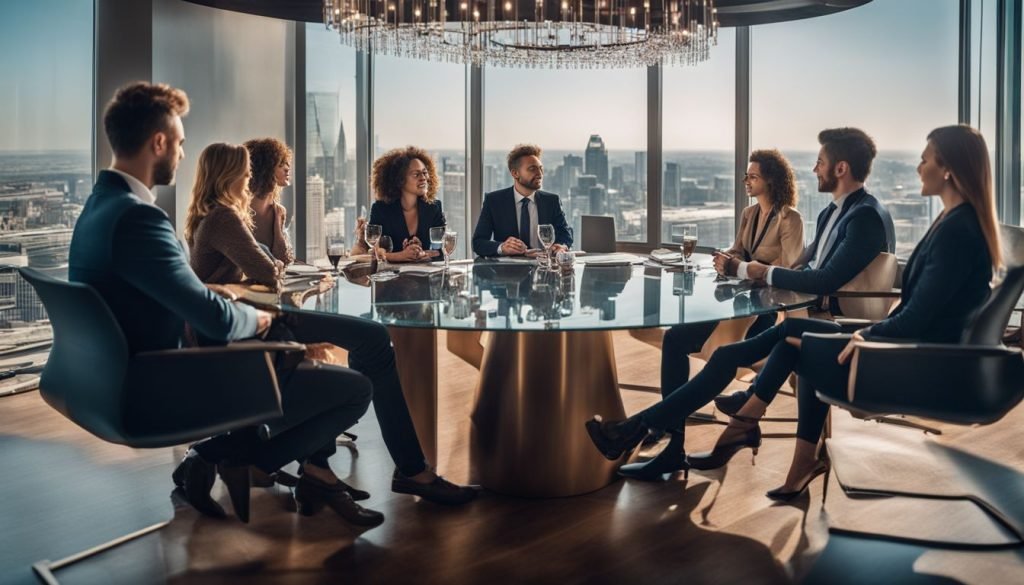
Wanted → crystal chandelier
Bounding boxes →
[323,0,718,69]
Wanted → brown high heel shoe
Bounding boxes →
[686,413,762,471]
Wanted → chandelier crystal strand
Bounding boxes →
[323,0,717,69]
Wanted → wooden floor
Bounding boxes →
[0,331,1021,584]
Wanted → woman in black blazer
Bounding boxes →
[770,124,1004,500]
[353,146,447,262]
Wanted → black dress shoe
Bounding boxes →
[585,415,648,460]
[171,450,226,519]
[294,474,385,527]
[640,429,666,447]
[618,431,689,481]
[713,390,751,416]
[766,462,830,502]
[392,469,480,505]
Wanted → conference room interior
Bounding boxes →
[2,0,1024,583]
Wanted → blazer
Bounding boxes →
[726,204,804,268]
[771,188,896,298]
[189,206,282,286]
[866,203,992,343]
[68,171,258,354]
[472,186,573,257]
[369,198,447,252]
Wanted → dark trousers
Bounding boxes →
[195,360,373,473]
[795,336,853,443]
[282,309,429,477]
[660,313,776,399]
[642,318,841,431]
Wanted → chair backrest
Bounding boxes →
[962,264,1024,345]
[836,252,898,320]
[999,223,1024,269]
[580,215,616,253]
[19,268,132,443]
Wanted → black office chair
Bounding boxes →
[20,268,296,584]
[804,264,1024,424]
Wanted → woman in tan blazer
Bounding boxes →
[716,148,804,272]
[625,149,804,478]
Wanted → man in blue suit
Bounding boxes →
[70,82,387,526]
[472,144,573,257]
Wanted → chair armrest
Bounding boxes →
[136,340,306,357]
[122,345,286,447]
[843,342,1024,425]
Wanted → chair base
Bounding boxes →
[32,520,170,585]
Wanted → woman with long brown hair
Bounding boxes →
[244,137,295,264]
[185,142,282,287]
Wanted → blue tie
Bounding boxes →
[519,198,531,247]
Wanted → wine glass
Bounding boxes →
[370,234,397,282]
[365,223,382,253]
[680,224,698,271]
[429,225,446,259]
[537,224,556,270]
[442,230,458,271]
[326,235,346,274]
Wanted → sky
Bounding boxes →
[1,0,1004,155]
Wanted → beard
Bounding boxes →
[817,167,838,193]
[518,176,542,190]
[152,153,177,186]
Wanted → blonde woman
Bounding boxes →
[185,142,282,287]
[244,137,295,265]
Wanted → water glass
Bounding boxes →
[429,226,446,255]
[442,230,458,271]
[537,224,556,269]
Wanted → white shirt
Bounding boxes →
[498,185,540,253]
[108,168,157,205]
[739,190,855,283]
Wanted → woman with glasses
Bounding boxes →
[244,137,295,265]
[351,146,447,262]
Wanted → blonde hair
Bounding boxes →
[185,143,253,247]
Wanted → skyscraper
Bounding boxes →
[306,92,338,208]
[333,119,348,209]
[306,174,325,262]
[635,152,647,189]
[585,135,609,187]
[664,162,680,207]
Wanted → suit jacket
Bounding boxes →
[726,204,804,268]
[771,188,896,299]
[369,198,447,252]
[867,203,992,343]
[68,171,258,354]
[472,187,573,257]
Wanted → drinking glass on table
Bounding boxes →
[680,224,698,271]
[429,225,446,258]
[365,223,382,251]
[369,233,398,282]
[537,224,556,270]
[442,230,458,271]
[326,235,346,274]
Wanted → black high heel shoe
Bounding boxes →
[217,461,252,523]
[294,474,385,527]
[618,431,690,481]
[686,413,762,471]
[585,415,648,460]
[766,462,830,502]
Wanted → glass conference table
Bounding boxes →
[282,253,818,497]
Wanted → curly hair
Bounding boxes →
[506,144,542,171]
[103,82,190,157]
[184,143,253,247]
[244,137,292,204]
[371,146,439,203]
[749,149,798,209]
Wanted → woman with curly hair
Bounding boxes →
[185,142,282,287]
[244,137,295,265]
[352,146,446,262]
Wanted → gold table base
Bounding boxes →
[470,330,628,497]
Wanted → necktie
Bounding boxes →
[519,198,531,247]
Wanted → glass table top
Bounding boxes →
[288,253,819,332]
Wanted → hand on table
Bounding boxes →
[500,237,527,255]
[745,261,769,281]
[712,251,739,276]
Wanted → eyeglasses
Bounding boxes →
[408,170,430,180]
[743,174,762,181]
